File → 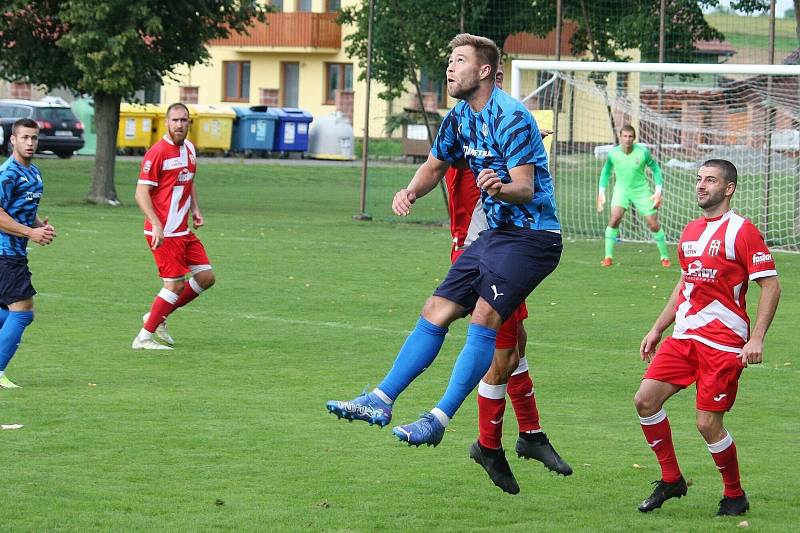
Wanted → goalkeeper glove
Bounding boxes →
[597,189,606,213]
[650,185,663,209]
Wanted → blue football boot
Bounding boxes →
[392,412,445,447]
[326,392,393,427]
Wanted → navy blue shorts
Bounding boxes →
[0,256,36,305]
[434,228,562,321]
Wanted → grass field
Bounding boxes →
[1,158,797,531]
[705,12,798,56]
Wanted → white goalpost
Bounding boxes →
[512,60,800,253]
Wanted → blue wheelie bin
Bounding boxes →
[231,106,277,157]
[272,108,313,153]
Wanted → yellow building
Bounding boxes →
[162,0,400,140]
[161,1,632,144]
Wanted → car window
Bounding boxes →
[37,107,76,122]
[14,107,31,118]
[0,106,12,117]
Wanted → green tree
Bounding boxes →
[0,1,265,205]
[341,0,772,99]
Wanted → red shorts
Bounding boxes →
[496,302,528,349]
[451,245,528,349]
[148,233,211,279]
[644,337,744,412]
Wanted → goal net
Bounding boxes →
[512,60,800,253]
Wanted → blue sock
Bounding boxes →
[377,316,448,400]
[436,323,497,418]
[0,311,34,371]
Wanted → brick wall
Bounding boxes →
[10,82,31,100]
[335,89,353,123]
[180,86,199,104]
[260,89,279,106]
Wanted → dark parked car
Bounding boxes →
[0,99,84,158]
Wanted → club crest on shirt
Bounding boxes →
[708,239,721,256]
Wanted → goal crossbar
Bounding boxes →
[511,60,800,101]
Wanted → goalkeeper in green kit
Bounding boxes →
[596,125,671,267]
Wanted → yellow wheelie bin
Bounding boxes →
[118,103,160,152]
[186,104,235,153]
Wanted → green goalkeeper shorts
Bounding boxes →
[611,186,657,216]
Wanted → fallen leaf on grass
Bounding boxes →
[316,499,330,509]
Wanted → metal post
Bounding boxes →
[657,0,666,160]
[355,0,374,221]
[763,0,776,234]
[551,0,562,180]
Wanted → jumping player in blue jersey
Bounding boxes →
[327,34,562,463]
[0,118,56,389]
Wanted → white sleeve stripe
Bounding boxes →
[750,270,777,280]
[724,212,745,260]
[137,180,158,186]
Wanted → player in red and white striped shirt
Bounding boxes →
[634,159,780,516]
[131,103,215,350]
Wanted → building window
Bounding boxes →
[223,61,250,102]
[420,69,447,108]
[327,0,341,10]
[325,63,353,104]
[270,0,284,11]
[297,0,312,11]
[282,62,300,108]
[180,86,199,104]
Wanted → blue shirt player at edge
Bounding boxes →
[0,118,56,389]
[327,33,563,453]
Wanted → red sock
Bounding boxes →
[174,278,203,309]
[709,431,744,497]
[477,381,506,449]
[640,409,682,483]
[144,289,179,332]
[507,370,540,432]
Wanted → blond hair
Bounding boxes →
[448,33,500,79]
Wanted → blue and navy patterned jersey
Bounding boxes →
[432,87,559,231]
[0,157,43,256]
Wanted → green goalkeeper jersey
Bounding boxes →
[598,143,663,192]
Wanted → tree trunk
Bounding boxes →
[408,61,449,212]
[795,0,800,45]
[86,92,122,206]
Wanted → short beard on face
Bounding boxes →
[698,190,724,210]
[448,76,480,100]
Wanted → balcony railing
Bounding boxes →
[210,12,341,49]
